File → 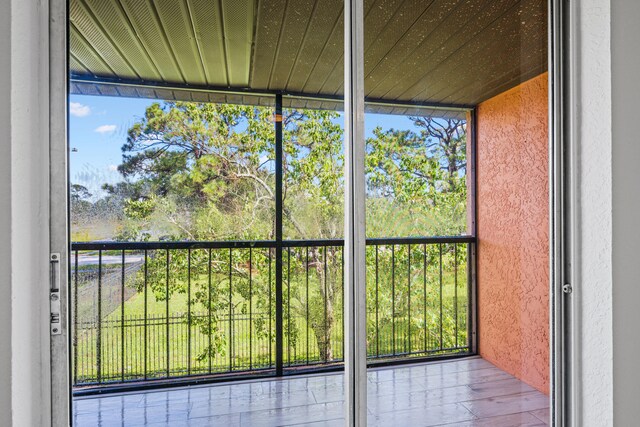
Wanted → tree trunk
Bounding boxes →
[312,305,334,362]
[309,247,336,362]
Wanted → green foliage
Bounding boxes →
[123,198,156,220]
[283,109,344,239]
[365,117,468,237]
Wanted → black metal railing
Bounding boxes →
[71,236,474,389]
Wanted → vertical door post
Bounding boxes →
[50,0,70,424]
[344,0,367,424]
[275,93,284,376]
[550,0,576,425]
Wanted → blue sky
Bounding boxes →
[69,94,418,198]
[69,95,155,196]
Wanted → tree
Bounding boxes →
[105,101,468,364]
[365,117,467,237]
[71,183,92,202]
[70,184,93,230]
[363,118,468,352]
[281,109,344,361]
[117,102,346,362]
[411,117,467,189]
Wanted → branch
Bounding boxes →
[236,173,274,199]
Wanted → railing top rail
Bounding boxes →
[71,235,476,251]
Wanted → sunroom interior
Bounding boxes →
[68,0,551,425]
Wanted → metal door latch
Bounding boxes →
[50,253,61,335]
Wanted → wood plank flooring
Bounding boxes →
[73,357,550,426]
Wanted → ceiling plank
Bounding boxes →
[70,0,140,79]
[368,0,520,100]
[299,6,343,95]
[250,0,287,90]
[118,0,185,83]
[153,0,207,85]
[186,0,229,86]
[285,1,343,92]
[410,0,547,104]
[269,0,316,90]
[83,0,162,80]
[69,24,117,77]
[221,0,255,87]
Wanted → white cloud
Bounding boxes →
[69,102,91,117]
[95,124,117,134]
[108,164,118,171]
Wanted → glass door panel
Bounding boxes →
[364,0,550,425]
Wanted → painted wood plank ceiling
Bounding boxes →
[69,0,547,109]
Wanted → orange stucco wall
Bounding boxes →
[476,73,549,395]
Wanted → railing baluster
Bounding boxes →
[391,244,396,356]
[96,249,102,384]
[121,250,125,382]
[144,250,148,380]
[127,314,131,379]
[268,248,272,368]
[171,314,175,375]
[208,248,212,374]
[249,247,253,370]
[73,250,78,385]
[187,248,191,375]
[229,247,233,372]
[166,249,170,377]
[454,243,458,348]
[287,246,291,366]
[439,243,443,350]
[106,318,110,381]
[341,246,344,360]
[423,243,427,353]
[323,246,328,363]
[375,245,379,357]
[305,246,309,364]
[407,244,411,354]
[467,242,472,350]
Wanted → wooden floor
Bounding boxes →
[73,357,550,426]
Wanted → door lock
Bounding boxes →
[50,253,61,335]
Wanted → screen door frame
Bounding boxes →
[49,0,70,425]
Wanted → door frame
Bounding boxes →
[550,0,578,425]
[49,0,70,425]
[343,0,367,425]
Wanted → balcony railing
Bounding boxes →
[71,236,475,391]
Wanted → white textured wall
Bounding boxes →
[576,0,613,426]
[611,0,640,425]
[1,0,51,425]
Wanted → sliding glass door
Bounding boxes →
[52,0,569,425]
